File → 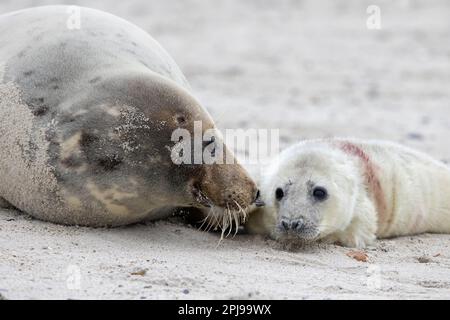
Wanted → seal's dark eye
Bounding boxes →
[176,115,186,124]
[312,186,328,201]
[203,136,215,147]
[203,137,216,157]
[275,188,284,201]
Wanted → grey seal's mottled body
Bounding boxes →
[0,6,258,226]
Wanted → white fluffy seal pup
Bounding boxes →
[245,138,450,248]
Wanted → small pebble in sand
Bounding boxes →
[416,256,431,263]
[407,132,424,140]
[346,250,368,262]
[182,289,190,294]
[130,269,147,276]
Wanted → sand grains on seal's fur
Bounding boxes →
[0,74,61,219]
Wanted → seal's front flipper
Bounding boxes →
[0,197,14,209]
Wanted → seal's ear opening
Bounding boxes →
[254,190,265,207]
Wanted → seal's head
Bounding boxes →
[259,144,361,243]
[54,71,259,226]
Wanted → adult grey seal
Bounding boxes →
[0,6,259,227]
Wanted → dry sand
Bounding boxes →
[1,0,450,299]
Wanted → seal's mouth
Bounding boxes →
[275,230,320,246]
[191,184,251,239]
[275,217,320,243]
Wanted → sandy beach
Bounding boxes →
[1,0,450,299]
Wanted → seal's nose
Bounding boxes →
[254,189,265,207]
[279,217,304,232]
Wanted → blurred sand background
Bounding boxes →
[1,0,450,299]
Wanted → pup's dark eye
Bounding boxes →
[312,186,328,201]
[275,188,284,201]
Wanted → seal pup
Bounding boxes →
[0,6,259,228]
[245,138,450,248]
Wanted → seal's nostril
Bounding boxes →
[291,221,299,229]
[254,189,265,207]
[281,220,289,231]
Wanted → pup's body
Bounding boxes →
[246,138,450,248]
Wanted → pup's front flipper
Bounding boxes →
[325,215,377,248]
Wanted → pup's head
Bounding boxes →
[260,144,361,243]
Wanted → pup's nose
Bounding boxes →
[279,217,304,232]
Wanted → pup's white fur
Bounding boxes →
[245,138,450,248]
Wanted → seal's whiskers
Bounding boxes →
[226,204,235,238]
[198,209,212,231]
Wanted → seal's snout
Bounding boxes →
[195,160,259,211]
[254,190,265,207]
[279,217,305,232]
[277,216,319,241]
